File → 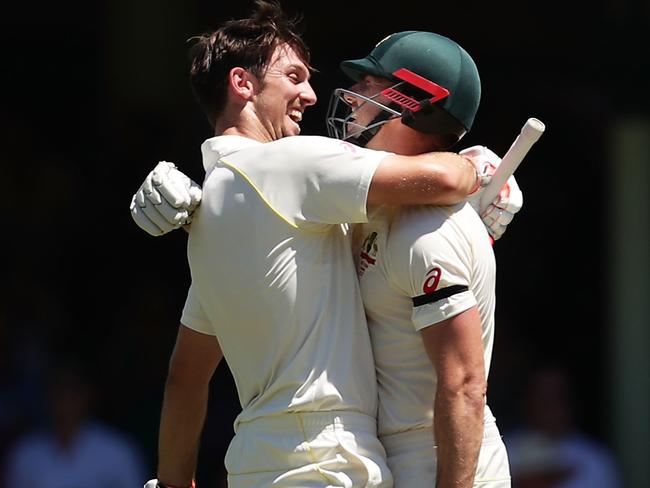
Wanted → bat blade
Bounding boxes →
[479,118,545,212]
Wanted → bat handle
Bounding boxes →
[478,118,545,212]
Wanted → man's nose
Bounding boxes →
[301,82,317,106]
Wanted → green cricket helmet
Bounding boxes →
[326,30,481,149]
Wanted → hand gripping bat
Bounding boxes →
[479,118,545,213]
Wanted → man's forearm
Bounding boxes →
[157,376,210,487]
[434,385,485,488]
[367,152,479,206]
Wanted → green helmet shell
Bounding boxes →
[340,31,481,133]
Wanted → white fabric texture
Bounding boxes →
[224,412,392,488]
[181,135,391,431]
[356,202,496,438]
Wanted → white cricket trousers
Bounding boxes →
[381,420,511,487]
[224,411,393,488]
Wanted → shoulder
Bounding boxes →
[268,136,391,163]
[389,203,471,248]
[386,203,489,268]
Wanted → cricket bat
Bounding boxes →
[479,118,545,213]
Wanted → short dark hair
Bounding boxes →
[188,0,312,127]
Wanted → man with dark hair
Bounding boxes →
[136,2,489,487]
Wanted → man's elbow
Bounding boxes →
[439,373,487,410]
[465,376,487,410]
[436,171,469,204]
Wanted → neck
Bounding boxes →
[219,126,270,142]
[215,103,275,142]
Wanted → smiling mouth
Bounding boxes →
[289,110,303,123]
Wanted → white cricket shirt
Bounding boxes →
[181,135,391,429]
[355,202,497,437]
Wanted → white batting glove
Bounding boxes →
[144,478,197,488]
[461,145,523,241]
[130,161,203,237]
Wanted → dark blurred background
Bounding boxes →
[1,0,648,487]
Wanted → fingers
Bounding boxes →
[487,175,523,214]
[140,173,162,205]
[153,162,193,208]
[487,224,505,241]
[153,197,191,225]
[463,146,523,242]
[130,194,165,236]
[140,196,185,231]
[482,206,515,226]
[503,174,523,212]
[130,161,203,237]
[151,161,202,211]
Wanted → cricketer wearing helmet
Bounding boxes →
[326,31,514,487]
[130,27,520,488]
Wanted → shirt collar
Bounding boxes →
[201,135,262,173]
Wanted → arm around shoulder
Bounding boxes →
[367,152,479,206]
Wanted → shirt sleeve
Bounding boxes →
[221,136,392,227]
[388,207,477,331]
[181,283,214,335]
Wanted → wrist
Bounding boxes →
[463,156,481,195]
[157,480,196,488]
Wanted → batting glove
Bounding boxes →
[461,145,523,241]
[130,161,203,236]
[144,479,196,488]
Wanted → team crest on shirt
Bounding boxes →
[358,231,378,277]
[422,266,442,293]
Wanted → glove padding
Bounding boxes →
[130,161,203,236]
[461,145,523,241]
[144,479,196,488]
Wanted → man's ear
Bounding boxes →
[228,67,256,101]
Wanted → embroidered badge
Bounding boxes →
[358,231,379,277]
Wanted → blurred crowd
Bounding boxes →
[0,324,621,487]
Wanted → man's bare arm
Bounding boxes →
[157,325,223,487]
[420,307,486,488]
[367,152,479,206]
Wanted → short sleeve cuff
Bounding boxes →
[411,290,477,331]
[180,309,215,336]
